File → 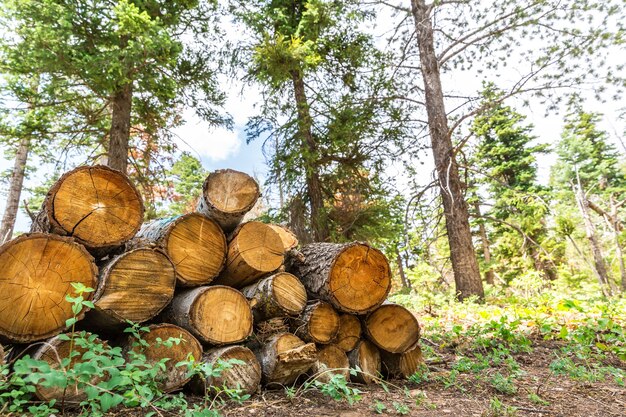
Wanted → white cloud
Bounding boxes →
[173,113,242,162]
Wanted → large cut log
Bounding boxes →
[134,213,227,286]
[288,242,391,314]
[309,344,350,383]
[197,169,260,232]
[188,345,261,396]
[0,234,97,344]
[364,304,420,353]
[381,345,424,379]
[214,221,284,288]
[335,314,362,352]
[84,248,176,329]
[160,286,253,345]
[125,324,203,393]
[31,333,106,403]
[255,332,317,387]
[290,301,340,344]
[241,272,307,322]
[31,165,144,253]
[268,224,298,251]
[348,340,381,384]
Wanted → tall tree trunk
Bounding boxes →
[291,69,327,242]
[473,201,495,285]
[396,250,412,290]
[108,82,132,173]
[410,0,484,300]
[610,196,626,291]
[574,183,612,295]
[0,136,30,243]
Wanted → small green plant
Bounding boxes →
[489,397,517,416]
[489,373,517,395]
[309,374,362,405]
[393,401,410,415]
[527,393,550,406]
[372,400,387,414]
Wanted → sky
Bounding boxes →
[1,2,625,234]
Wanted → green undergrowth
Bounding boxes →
[391,277,626,406]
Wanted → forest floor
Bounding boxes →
[118,284,626,417]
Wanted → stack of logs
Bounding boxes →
[0,165,422,404]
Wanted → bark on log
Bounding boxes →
[160,286,253,346]
[134,213,227,287]
[288,242,391,314]
[84,248,176,329]
[381,345,424,379]
[268,224,298,251]
[309,344,350,383]
[0,234,97,344]
[241,272,307,322]
[31,333,106,403]
[188,345,261,396]
[125,324,203,393]
[364,304,420,353]
[214,221,284,288]
[0,343,4,366]
[197,169,260,232]
[290,301,340,345]
[31,165,144,254]
[348,340,381,384]
[255,332,317,387]
[335,314,362,352]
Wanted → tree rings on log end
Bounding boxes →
[189,345,261,396]
[216,221,284,288]
[198,169,260,232]
[128,324,203,393]
[43,165,144,249]
[293,301,340,344]
[242,272,307,322]
[268,224,298,251]
[329,243,391,314]
[90,248,176,327]
[336,314,362,352]
[0,234,97,344]
[381,345,424,379]
[310,344,350,383]
[365,304,420,353]
[348,340,381,384]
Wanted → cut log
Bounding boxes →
[364,304,420,353]
[335,314,362,352]
[381,345,424,379]
[188,345,261,396]
[134,213,227,286]
[0,234,97,344]
[241,272,307,322]
[125,324,203,393]
[348,340,381,384]
[84,248,176,329]
[160,286,253,345]
[290,301,340,344]
[269,224,298,251]
[31,333,106,403]
[197,169,260,232]
[255,332,317,387]
[214,221,284,288]
[31,165,144,253]
[309,344,350,383]
[288,242,391,314]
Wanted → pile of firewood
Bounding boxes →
[0,165,421,402]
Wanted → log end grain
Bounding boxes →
[189,286,253,345]
[43,165,144,248]
[329,244,391,313]
[90,248,176,327]
[268,224,298,251]
[216,221,284,288]
[293,301,340,345]
[189,345,261,396]
[348,340,381,384]
[381,345,424,379]
[258,333,317,387]
[365,304,420,353]
[0,234,97,344]
[129,324,203,393]
[310,344,350,383]
[336,314,362,352]
[271,272,307,316]
[161,214,227,286]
